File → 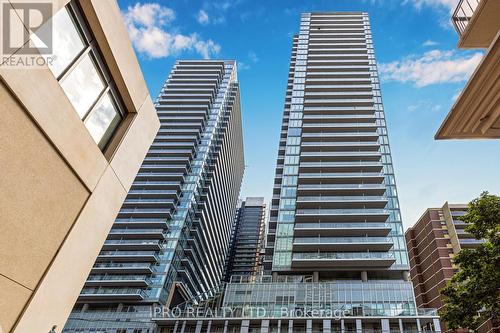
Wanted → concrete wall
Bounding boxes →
[0,1,160,332]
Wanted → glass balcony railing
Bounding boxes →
[292,251,395,260]
[297,195,387,201]
[93,263,153,269]
[80,287,147,297]
[294,222,391,229]
[296,208,390,215]
[299,172,385,178]
[86,275,149,282]
[299,184,385,189]
[294,236,392,244]
[452,0,481,35]
[109,228,166,234]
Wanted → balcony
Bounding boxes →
[300,151,382,162]
[295,208,390,222]
[91,263,154,274]
[297,183,386,196]
[79,288,147,301]
[302,132,379,141]
[298,172,385,184]
[452,0,500,48]
[294,222,392,236]
[117,208,172,219]
[102,239,162,251]
[299,161,383,173]
[459,238,485,248]
[114,219,169,229]
[96,251,160,262]
[293,236,393,251]
[107,228,167,240]
[291,251,396,268]
[296,195,388,209]
[84,275,150,287]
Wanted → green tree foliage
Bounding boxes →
[439,192,500,330]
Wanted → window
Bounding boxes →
[34,2,124,150]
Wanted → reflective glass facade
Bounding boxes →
[265,12,409,280]
[63,60,244,332]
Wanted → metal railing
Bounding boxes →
[452,0,481,35]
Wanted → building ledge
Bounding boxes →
[435,32,500,139]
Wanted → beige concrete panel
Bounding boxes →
[0,60,109,191]
[0,81,90,289]
[13,165,127,333]
[79,0,149,113]
[0,275,32,333]
[110,97,160,190]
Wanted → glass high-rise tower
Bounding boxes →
[264,12,407,282]
[154,13,442,333]
[63,60,244,333]
[225,197,266,280]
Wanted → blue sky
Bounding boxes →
[117,0,500,229]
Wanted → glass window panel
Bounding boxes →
[85,92,121,147]
[61,53,105,118]
[35,8,86,77]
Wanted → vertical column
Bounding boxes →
[240,319,250,333]
[180,320,187,333]
[195,320,203,333]
[398,319,404,333]
[261,319,270,333]
[433,318,441,333]
[381,319,390,333]
[323,319,331,333]
[307,319,312,333]
[356,319,363,333]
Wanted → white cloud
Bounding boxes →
[422,40,439,47]
[238,62,250,71]
[197,9,209,25]
[379,49,482,87]
[405,0,459,13]
[407,100,442,112]
[248,51,258,63]
[123,3,220,59]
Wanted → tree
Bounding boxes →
[439,192,500,331]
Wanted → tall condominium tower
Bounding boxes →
[265,12,407,281]
[154,13,441,333]
[63,60,244,332]
[225,197,266,280]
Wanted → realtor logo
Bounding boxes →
[2,1,52,55]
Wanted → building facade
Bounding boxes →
[435,0,500,139]
[0,1,160,332]
[225,197,266,280]
[154,12,441,333]
[406,202,497,333]
[63,60,244,332]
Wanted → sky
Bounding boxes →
[117,0,500,230]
